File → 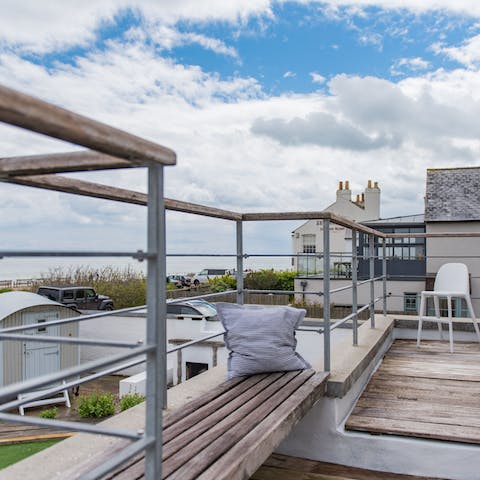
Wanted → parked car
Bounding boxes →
[166,275,191,288]
[37,286,115,311]
[166,300,218,321]
[190,268,235,286]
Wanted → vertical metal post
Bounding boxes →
[369,233,375,328]
[382,237,387,316]
[352,229,358,346]
[145,165,166,479]
[236,220,244,305]
[323,219,331,372]
[176,350,182,385]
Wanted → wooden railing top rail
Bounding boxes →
[0,85,176,167]
[8,174,243,221]
[0,151,133,176]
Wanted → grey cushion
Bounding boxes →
[216,303,311,379]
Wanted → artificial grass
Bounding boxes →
[0,439,63,469]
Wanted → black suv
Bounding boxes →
[37,286,115,311]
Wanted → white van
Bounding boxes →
[191,268,235,286]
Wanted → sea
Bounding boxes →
[0,256,292,281]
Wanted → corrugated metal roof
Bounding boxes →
[364,214,424,224]
[0,291,66,321]
[425,167,480,222]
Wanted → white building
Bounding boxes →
[292,180,381,274]
[294,166,480,316]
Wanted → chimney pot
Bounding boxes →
[361,193,365,202]
[374,181,379,188]
[356,194,360,203]
[339,181,343,190]
[345,180,350,190]
[367,179,372,189]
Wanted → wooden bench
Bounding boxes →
[104,369,328,480]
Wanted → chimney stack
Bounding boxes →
[364,180,380,220]
[336,179,351,202]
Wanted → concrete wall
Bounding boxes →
[79,313,225,383]
[427,222,480,313]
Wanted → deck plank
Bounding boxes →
[251,453,446,480]
[345,340,480,444]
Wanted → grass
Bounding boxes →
[0,439,63,469]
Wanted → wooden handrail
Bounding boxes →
[0,85,176,167]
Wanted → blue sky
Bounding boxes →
[1,0,480,263]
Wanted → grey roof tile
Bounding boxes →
[425,167,480,221]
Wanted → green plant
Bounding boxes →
[244,269,279,290]
[120,392,145,411]
[33,265,147,309]
[0,288,13,294]
[77,392,116,418]
[208,274,237,292]
[39,406,57,419]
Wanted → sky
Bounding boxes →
[1,0,480,267]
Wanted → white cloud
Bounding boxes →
[310,72,326,84]
[0,0,272,53]
[283,71,296,78]
[433,34,480,67]
[146,25,239,59]
[2,4,480,255]
[3,1,480,56]
[391,57,431,75]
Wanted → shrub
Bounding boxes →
[34,265,146,309]
[244,269,280,290]
[39,406,57,419]
[120,393,145,411]
[208,274,236,292]
[77,392,116,418]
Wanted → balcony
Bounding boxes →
[1,84,480,480]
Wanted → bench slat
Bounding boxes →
[164,373,269,442]
[166,370,315,480]
[163,375,245,429]
[197,372,329,480]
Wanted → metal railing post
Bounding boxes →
[323,219,331,372]
[145,165,166,479]
[369,233,375,328]
[382,238,387,316]
[352,229,358,346]
[236,220,244,305]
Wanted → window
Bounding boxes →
[404,293,418,313]
[37,318,47,333]
[76,290,85,299]
[302,234,316,254]
[63,290,74,300]
[180,306,200,316]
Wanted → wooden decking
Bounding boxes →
[346,339,480,444]
[252,453,446,480]
[101,369,328,480]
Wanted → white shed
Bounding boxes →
[0,291,79,387]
